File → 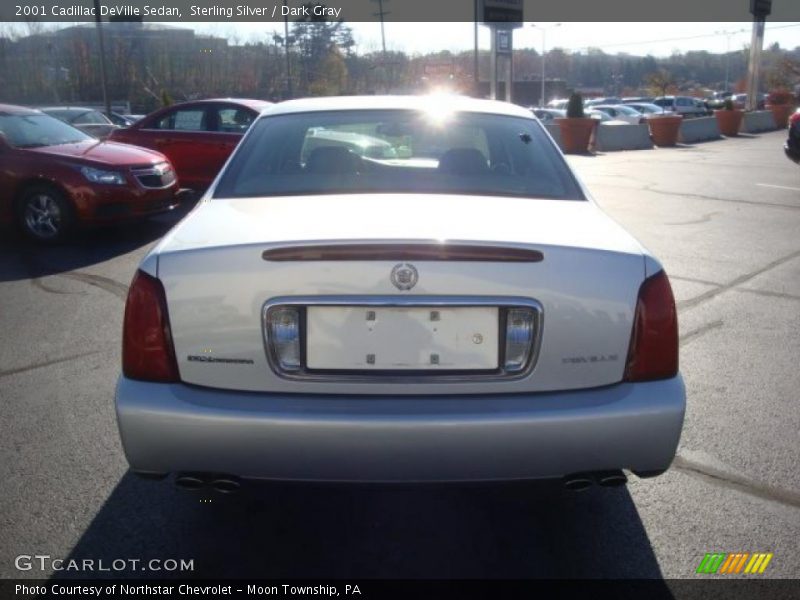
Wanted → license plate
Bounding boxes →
[306,306,499,370]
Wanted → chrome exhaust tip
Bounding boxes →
[596,470,628,487]
[211,477,241,494]
[174,474,206,490]
[563,475,594,492]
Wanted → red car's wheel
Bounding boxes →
[16,184,75,244]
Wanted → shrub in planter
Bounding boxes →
[555,92,595,154]
[766,89,795,128]
[714,98,744,136]
[647,113,683,147]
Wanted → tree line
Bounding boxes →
[0,18,797,112]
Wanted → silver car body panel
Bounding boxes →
[152,195,648,395]
[116,375,685,482]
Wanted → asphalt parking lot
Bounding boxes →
[0,130,798,580]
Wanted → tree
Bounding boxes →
[291,3,354,95]
[647,68,677,99]
[308,47,348,95]
[766,56,800,91]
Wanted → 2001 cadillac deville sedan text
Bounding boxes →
[115,96,685,489]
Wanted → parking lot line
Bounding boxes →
[756,183,800,192]
[679,248,800,311]
[0,349,101,379]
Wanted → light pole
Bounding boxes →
[715,29,737,92]
[92,0,111,117]
[529,23,561,107]
[283,0,292,99]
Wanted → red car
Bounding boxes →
[109,98,270,192]
[786,108,800,165]
[0,104,180,243]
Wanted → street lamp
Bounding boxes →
[715,29,737,92]
[529,23,561,107]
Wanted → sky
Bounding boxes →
[187,21,800,56]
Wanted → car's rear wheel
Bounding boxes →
[16,185,74,243]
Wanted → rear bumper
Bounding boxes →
[115,375,686,483]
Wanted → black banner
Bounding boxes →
[2,580,800,600]
[2,0,800,22]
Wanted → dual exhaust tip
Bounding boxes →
[563,470,628,492]
[174,473,241,494]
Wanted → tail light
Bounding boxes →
[503,308,537,372]
[790,110,800,126]
[265,306,302,372]
[624,270,678,382]
[122,270,179,382]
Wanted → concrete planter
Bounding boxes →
[678,117,721,144]
[555,118,595,154]
[594,123,653,152]
[647,114,683,147]
[767,104,794,129]
[714,109,744,136]
[741,111,778,134]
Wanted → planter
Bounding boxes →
[555,118,595,153]
[766,104,794,129]
[714,109,744,136]
[647,114,683,147]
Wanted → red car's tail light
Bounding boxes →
[122,270,179,382]
[624,270,678,382]
[789,110,800,126]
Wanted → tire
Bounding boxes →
[15,184,75,244]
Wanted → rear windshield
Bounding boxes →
[213,110,585,201]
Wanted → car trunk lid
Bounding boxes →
[156,194,646,395]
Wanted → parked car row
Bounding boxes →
[532,107,636,126]
[3,94,794,244]
[0,98,269,242]
[548,91,779,115]
[536,102,683,123]
[548,95,712,117]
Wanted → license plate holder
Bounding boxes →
[305,306,499,371]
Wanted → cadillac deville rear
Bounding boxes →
[116,96,685,486]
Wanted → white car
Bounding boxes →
[584,97,622,107]
[547,98,569,110]
[589,105,646,125]
[653,96,708,118]
[531,108,566,121]
[38,106,120,139]
[116,96,685,491]
[623,102,666,116]
[585,109,629,126]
